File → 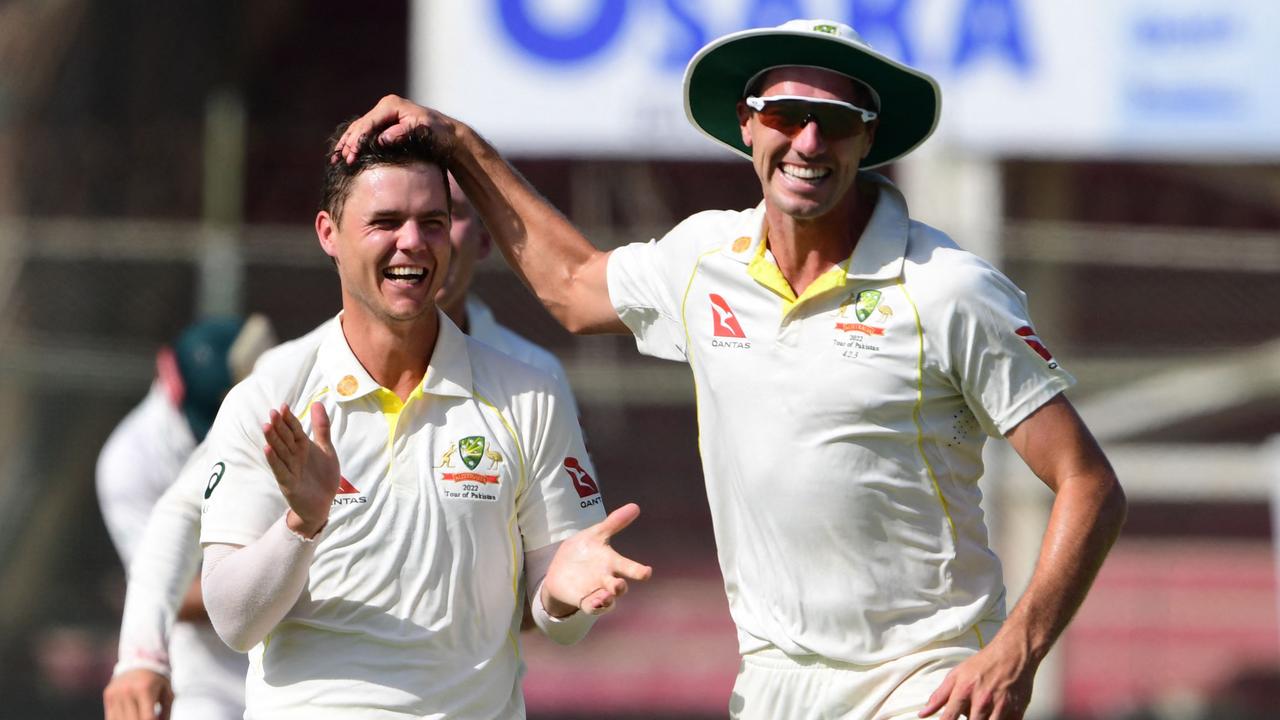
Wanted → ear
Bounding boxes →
[315,210,340,260]
[156,346,184,406]
[736,100,753,148]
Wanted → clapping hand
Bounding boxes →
[262,403,339,538]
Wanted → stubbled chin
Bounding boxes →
[769,191,837,221]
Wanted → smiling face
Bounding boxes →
[737,66,878,222]
[315,162,452,328]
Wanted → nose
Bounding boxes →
[396,221,427,252]
[790,117,827,155]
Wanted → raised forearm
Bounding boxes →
[449,125,620,334]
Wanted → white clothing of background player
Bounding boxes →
[337,18,1128,720]
[101,177,580,719]
[196,122,649,718]
[98,315,274,720]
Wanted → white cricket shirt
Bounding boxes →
[607,172,1074,664]
[199,311,604,718]
[97,383,248,714]
[98,384,198,566]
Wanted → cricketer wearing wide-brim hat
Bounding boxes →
[334,17,1127,720]
[684,18,940,169]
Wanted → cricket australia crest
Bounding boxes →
[459,436,486,470]
[853,289,881,322]
[439,435,501,502]
[834,288,892,359]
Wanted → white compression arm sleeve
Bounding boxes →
[525,542,597,645]
[201,515,318,652]
[113,474,205,676]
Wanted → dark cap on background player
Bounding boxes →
[156,314,275,440]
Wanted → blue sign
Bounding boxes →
[495,0,1034,75]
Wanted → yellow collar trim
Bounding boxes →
[747,232,851,310]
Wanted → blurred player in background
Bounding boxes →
[338,18,1128,720]
[440,173,576,389]
[98,315,276,720]
[102,171,579,719]
[195,122,648,718]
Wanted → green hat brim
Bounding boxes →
[683,28,941,169]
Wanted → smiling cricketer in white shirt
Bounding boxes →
[196,123,650,719]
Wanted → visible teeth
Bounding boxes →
[384,267,425,279]
[381,265,427,279]
[782,164,829,180]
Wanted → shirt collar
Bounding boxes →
[847,172,910,282]
[316,315,380,403]
[422,311,473,399]
[722,171,909,283]
[317,310,474,403]
[724,203,769,264]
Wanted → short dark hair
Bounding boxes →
[320,119,452,226]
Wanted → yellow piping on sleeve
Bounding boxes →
[900,280,958,542]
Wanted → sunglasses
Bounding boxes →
[744,95,878,141]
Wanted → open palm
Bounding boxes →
[262,402,340,536]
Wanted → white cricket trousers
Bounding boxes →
[728,618,1002,720]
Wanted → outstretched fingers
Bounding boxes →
[580,540,652,615]
[581,587,616,615]
[591,502,642,541]
[593,504,653,585]
[611,551,653,583]
[920,671,955,717]
[592,504,652,581]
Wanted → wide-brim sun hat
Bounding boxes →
[683,19,941,169]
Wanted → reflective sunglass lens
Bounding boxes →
[756,101,861,140]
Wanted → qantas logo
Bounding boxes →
[709,294,750,348]
[333,476,367,506]
[564,457,602,509]
[564,457,598,497]
[709,294,746,338]
[1015,326,1059,369]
